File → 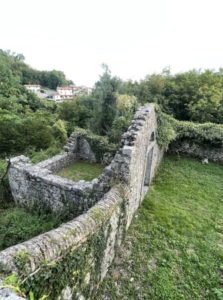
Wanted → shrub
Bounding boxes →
[155,106,176,150]
[52,119,67,145]
[73,127,118,162]
[155,105,223,150]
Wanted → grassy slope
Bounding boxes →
[57,160,104,181]
[97,156,223,300]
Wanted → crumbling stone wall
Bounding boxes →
[8,135,113,215]
[0,104,162,300]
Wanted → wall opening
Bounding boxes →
[150,131,155,142]
[144,147,154,187]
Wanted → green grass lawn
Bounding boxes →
[97,156,223,300]
[56,160,104,181]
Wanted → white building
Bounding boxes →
[57,86,74,99]
[24,84,41,93]
[57,85,92,99]
[51,93,62,102]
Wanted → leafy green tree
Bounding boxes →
[93,64,120,135]
[52,120,67,145]
[58,98,93,133]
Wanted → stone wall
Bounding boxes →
[169,140,223,164]
[8,136,113,215]
[0,104,162,299]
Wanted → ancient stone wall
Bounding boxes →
[0,104,162,300]
[8,136,113,215]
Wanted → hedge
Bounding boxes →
[155,105,223,150]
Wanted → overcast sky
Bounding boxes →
[1,0,223,86]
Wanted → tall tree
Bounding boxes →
[93,64,120,135]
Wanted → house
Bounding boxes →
[57,86,74,99]
[24,84,41,93]
[24,84,92,102]
[57,85,92,99]
[48,92,62,102]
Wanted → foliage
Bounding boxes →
[155,106,176,150]
[109,93,138,143]
[92,64,120,135]
[73,127,118,162]
[0,110,59,155]
[57,97,94,134]
[0,49,72,157]
[0,49,72,90]
[17,225,111,299]
[57,160,104,181]
[110,116,131,143]
[171,118,223,147]
[2,273,26,298]
[97,156,223,299]
[0,159,12,207]
[122,68,223,124]
[0,207,61,251]
[52,119,67,145]
[156,106,223,150]
[27,145,62,164]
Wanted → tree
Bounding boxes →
[93,65,120,135]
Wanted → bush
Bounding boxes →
[73,127,118,162]
[52,119,67,145]
[155,106,176,150]
[0,160,12,207]
[27,145,62,164]
[172,119,223,147]
[155,105,223,150]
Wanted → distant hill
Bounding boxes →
[0,49,73,100]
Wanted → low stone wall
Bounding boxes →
[0,104,162,299]
[169,140,223,164]
[8,155,107,214]
[8,139,113,215]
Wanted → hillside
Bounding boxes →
[0,49,72,94]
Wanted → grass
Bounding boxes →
[56,160,104,181]
[0,207,61,251]
[97,156,223,300]
[0,158,62,252]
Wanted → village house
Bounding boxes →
[24,84,41,93]
[24,84,91,102]
[57,86,74,99]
